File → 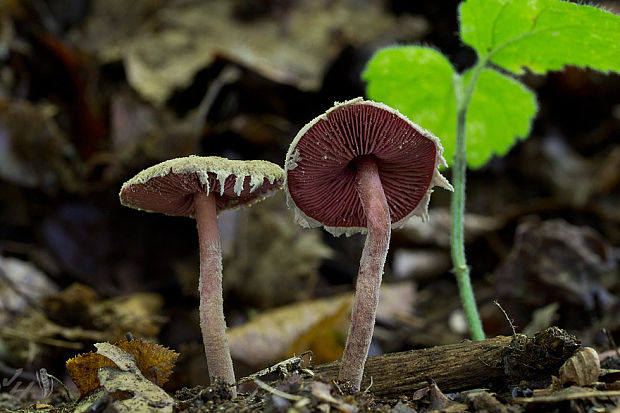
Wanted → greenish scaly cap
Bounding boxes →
[120,155,284,217]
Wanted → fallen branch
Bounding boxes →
[312,327,580,397]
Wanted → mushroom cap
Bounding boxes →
[120,156,284,217]
[284,97,452,237]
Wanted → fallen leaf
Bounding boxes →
[93,341,175,412]
[560,347,601,387]
[310,381,358,413]
[522,303,560,337]
[0,310,108,364]
[115,339,178,386]
[228,282,416,368]
[228,293,352,368]
[400,208,502,247]
[512,387,620,406]
[466,391,509,413]
[392,248,451,281]
[224,192,333,309]
[66,352,118,396]
[376,281,416,323]
[66,338,178,397]
[289,297,351,364]
[428,381,463,411]
[0,100,82,192]
[89,292,166,339]
[0,255,58,326]
[74,0,400,104]
[494,218,617,330]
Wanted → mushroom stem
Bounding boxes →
[339,156,391,391]
[194,191,237,397]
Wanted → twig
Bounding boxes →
[363,376,373,394]
[237,351,312,385]
[0,262,47,314]
[0,327,83,349]
[241,388,259,407]
[603,328,620,358]
[493,299,517,339]
[192,65,242,137]
[253,379,306,402]
[47,371,73,401]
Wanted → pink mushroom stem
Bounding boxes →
[339,155,391,390]
[194,191,237,397]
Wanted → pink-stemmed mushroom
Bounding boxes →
[284,98,452,390]
[119,155,284,397]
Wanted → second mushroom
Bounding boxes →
[120,155,284,397]
[284,98,452,390]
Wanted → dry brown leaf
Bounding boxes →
[428,381,462,411]
[66,339,178,397]
[466,391,509,413]
[45,283,97,311]
[376,282,416,323]
[0,310,108,362]
[513,387,620,404]
[45,283,166,340]
[494,219,616,329]
[310,381,358,413]
[560,347,601,387]
[400,208,502,247]
[74,0,402,104]
[109,90,201,164]
[228,282,416,368]
[228,294,353,368]
[89,292,166,338]
[0,255,58,326]
[115,339,179,386]
[223,192,333,308]
[0,100,82,192]
[288,297,351,364]
[392,248,451,281]
[66,352,118,396]
[77,342,176,413]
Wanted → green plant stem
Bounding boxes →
[450,59,487,341]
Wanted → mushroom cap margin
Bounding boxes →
[120,155,285,217]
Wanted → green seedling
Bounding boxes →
[363,0,620,340]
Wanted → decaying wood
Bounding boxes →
[314,335,510,397]
[313,327,580,397]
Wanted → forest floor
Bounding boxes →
[1,0,619,412]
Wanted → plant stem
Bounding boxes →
[195,191,237,397]
[339,156,391,391]
[450,60,486,341]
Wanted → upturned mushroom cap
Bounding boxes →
[120,155,284,216]
[285,97,452,237]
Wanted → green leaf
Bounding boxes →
[460,0,620,74]
[464,68,537,168]
[363,46,537,168]
[362,46,457,162]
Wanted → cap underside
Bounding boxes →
[285,98,452,236]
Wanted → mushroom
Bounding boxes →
[284,98,452,390]
[119,155,284,397]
